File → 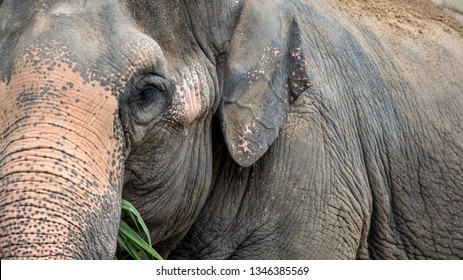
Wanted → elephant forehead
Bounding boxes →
[7,39,121,89]
[4,40,120,109]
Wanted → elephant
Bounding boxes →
[1,0,463,260]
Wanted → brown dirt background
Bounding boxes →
[329,0,463,36]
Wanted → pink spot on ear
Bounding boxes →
[244,124,252,135]
[237,123,256,155]
[238,136,252,154]
[291,48,302,59]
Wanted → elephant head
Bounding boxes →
[0,0,310,259]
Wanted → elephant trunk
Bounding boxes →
[0,139,119,259]
[0,63,125,259]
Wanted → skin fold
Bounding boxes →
[0,0,462,259]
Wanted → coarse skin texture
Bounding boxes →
[0,0,462,259]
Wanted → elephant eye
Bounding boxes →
[134,75,169,102]
[129,74,171,124]
[138,86,160,104]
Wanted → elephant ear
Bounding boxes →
[219,0,311,167]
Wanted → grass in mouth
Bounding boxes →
[116,199,163,260]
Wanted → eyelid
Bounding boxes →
[135,75,168,92]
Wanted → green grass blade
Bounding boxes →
[121,201,142,239]
[117,233,142,260]
[117,200,163,260]
[124,209,142,236]
[118,219,163,260]
[121,200,152,247]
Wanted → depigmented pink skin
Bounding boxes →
[0,41,125,259]
[172,70,210,125]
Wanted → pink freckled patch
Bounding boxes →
[184,79,201,124]
[238,136,252,154]
[244,124,253,136]
[236,123,256,155]
[170,69,210,125]
[239,142,251,154]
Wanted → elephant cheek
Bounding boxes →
[0,70,125,259]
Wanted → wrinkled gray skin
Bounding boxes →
[1,0,463,259]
